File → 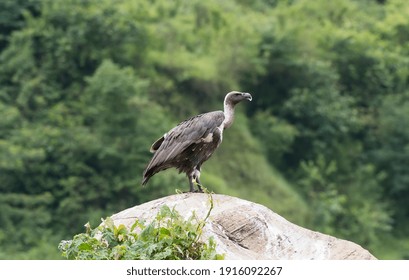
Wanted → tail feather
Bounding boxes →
[142,168,153,186]
[142,163,172,186]
[141,176,150,186]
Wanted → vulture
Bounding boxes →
[142,91,252,192]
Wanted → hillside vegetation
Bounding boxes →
[1,0,409,259]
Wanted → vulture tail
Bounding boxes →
[142,164,160,186]
[141,176,150,186]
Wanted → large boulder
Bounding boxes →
[111,193,376,260]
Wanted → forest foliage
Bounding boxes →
[1,0,409,259]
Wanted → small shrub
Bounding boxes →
[58,196,224,260]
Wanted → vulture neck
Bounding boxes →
[223,100,236,129]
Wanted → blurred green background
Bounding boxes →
[1,0,408,259]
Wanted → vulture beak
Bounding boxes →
[243,92,252,101]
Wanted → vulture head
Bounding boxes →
[222,91,252,129]
[224,91,253,106]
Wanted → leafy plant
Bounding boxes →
[58,194,224,260]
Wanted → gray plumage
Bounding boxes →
[142,91,252,192]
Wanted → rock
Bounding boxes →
[110,193,376,260]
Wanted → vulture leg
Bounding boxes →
[195,177,203,192]
[193,167,203,192]
[188,173,196,192]
[187,168,203,193]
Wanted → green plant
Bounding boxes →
[58,195,224,260]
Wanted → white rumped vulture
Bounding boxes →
[142,91,252,192]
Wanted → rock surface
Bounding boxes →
[111,193,376,260]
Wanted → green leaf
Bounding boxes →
[78,243,92,251]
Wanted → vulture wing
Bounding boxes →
[142,110,225,184]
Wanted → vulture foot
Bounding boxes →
[193,188,204,193]
[182,189,203,193]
